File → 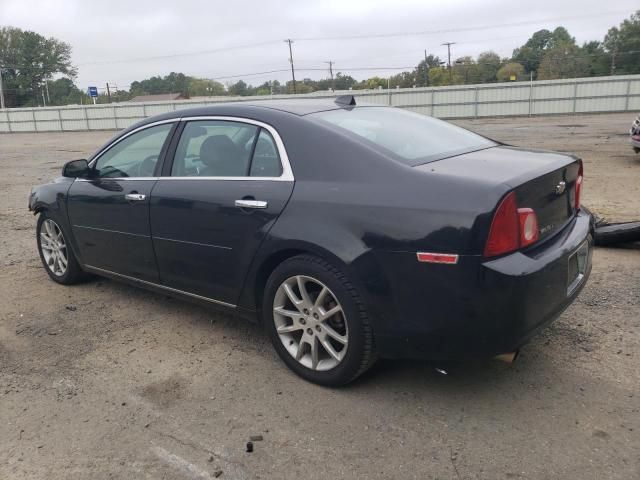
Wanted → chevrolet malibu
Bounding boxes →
[29,97,592,386]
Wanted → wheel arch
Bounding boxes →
[238,238,390,331]
[239,240,359,321]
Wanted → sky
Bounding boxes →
[0,0,637,92]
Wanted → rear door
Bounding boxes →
[67,121,176,282]
[149,117,294,305]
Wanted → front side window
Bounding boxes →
[94,123,173,178]
[171,120,283,178]
[311,107,496,166]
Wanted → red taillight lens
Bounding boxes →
[485,192,540,257]
[484,191,519,257]
[575,162,583,211]
[517,208,539,248]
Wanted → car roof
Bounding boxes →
[136,97,382,125]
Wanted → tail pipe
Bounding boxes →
[493,350,519,364]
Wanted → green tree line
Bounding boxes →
[1,11,639,107]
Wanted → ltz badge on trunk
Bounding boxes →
[555,181,567,195]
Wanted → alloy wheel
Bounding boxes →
[273,275,349,371]
[40,219,68,277]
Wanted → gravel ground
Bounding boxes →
[1,112,639,479]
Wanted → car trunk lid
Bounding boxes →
[414,145,581,243]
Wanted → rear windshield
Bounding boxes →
[310,107,496,165]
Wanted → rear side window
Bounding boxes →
[250,129,282,177]
[172,120,258,177]
[311,107,495,166]
[171,120,283,178]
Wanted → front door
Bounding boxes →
[67,122,175,282]
[149,118,294,305]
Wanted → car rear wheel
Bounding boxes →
[264,254,376,386]
[37,213,86,285]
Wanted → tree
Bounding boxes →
[548,27,575,49]
[188,78,225,96]
[537,45,588,80]
[603,10,640,74]
[414,54,442,87]
[46,77,85,105]
[428,66,463,86]
[512,29,553,74]
[0,27,76,107]
[476,51,502,83]
[581,41,610,77]
[496,62,525,82]
[453,56,481,84]
[228,80,249,96]
[333,73,357,90]
[512,27,576,77]
[129,72,191,97]
[357,76,387,90]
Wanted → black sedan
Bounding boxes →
[29,97,592,385]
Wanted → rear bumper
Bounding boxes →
[373,209,593,360]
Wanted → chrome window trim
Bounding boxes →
[76,177,159,182]
[84,264,236,309]
[87,118,178,169]
[84,115,294,182]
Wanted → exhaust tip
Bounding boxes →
[493,350,519,364]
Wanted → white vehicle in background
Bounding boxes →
[631,114,640,154]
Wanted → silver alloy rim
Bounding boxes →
[40,219,68,277]
[273,275,348,371]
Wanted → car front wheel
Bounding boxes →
[264,254,376,386]
[36,213,86,284]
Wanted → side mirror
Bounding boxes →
[62,159,90,178]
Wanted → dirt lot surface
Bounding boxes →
[1,113,639,479]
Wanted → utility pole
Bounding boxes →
[442,42,456,82]
[325,60,335,91]
[0,66,5,109]
[106,82,112,103]
[424,50,429,87]
[45,80,50,103]
[610,48,617,75]
[284,39,296,94]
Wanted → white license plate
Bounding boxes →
[567,241,589,296]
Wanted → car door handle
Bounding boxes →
[125,193,146,201]
[235,199,268,209]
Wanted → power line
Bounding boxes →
[293,10,631,42]
[0,10,622,69]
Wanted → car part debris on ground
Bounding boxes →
[587,207,640,246]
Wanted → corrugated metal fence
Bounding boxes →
[1,74,639,133]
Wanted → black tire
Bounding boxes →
[263,254,376,386]
[36,212,87,285]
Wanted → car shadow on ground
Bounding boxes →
[88,275,559,394]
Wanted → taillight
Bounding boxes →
[484,191,540,257]
[484,192,519,257]
[575,162,583,211]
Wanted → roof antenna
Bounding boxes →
[334,95,356,106]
